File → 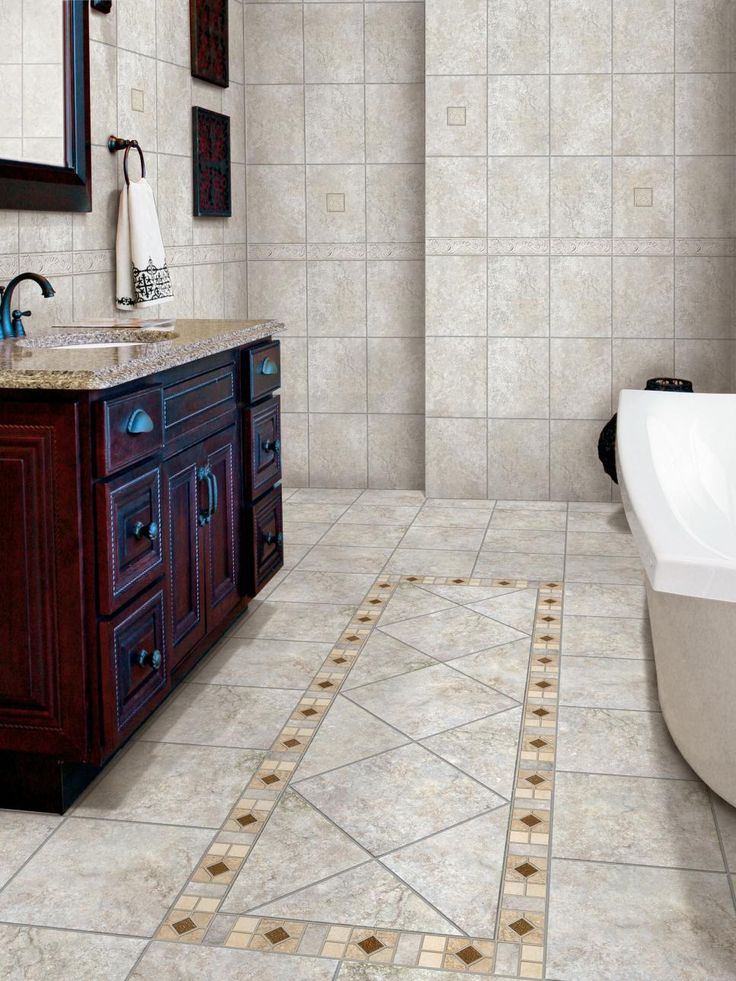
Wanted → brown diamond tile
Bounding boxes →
[532,708,549,718]
[301,707,318,717]
[542,615,556,622]
[539,634,554,642]
[379,583,391,588]
[452,578,466,584]
[283,738,301,749]
[172,917,197,935]
[261,774,280,785]
[530,738,547,748]
[358,935,385,955]
[265,926,290,946]
[510,918,534,937]
[515,862,538,879]
[536,680,552,689]
[538,656,552,664]
[520,814,541,828]
[207,861,229,878]
[543,598,556,605]
[358,616,372,623]
[346,634,360,642]
[526,774,545,786]
[369,598,382,605]
[455,945,483,965]
[333,657,348,664]
[318,681,334,689]
[406,576,419,582]
[237,813,257,827]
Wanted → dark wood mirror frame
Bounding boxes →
[0,0,91,213]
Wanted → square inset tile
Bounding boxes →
[447,106,466,126]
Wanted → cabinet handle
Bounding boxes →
[132,520,158,541]
[262,437,281,454]
[263,530,283,546]
[137,648,162,670]
[258,356,278,376]
[197,465,218,526]
[126,407,154,434]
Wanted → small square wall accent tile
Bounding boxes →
[634,187,653,207]
[447,106,467,126]
[326,193,346,213]
[131,88,144,112]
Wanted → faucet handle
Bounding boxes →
[11,309,31,339]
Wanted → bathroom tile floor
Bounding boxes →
[1,489,735,980]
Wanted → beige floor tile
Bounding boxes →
[562,614,653,657]
[339,965,465,981]
[559,656,659,710]
[566,530,639,556]
[421,706,523,798]
[297,743,501,855]
[221,789,367,914]
[563,582,648,617]
[490,507,567,531]
[0,817,211,935]
[295,545,395,573]
[557,706,695,780]
[293,695,409,781]
[497,500,567,510]
[712,795,736,871]
[564,554,644,585]
[547,859,736,981]
[345,662,518,740]
[566,508,630,533]
[554,773,725,870]
[343,630,436,689]
[473,550,565,580]
[379,605,526,661]
[0,924,145,981]
[192,637,332,689]
[283,502,352,523]
[73,742,263,827]
[321,522,407,547]
[339,503,423,525]
[140,683,301,749]
[425,497,496,511]
[377,583,456,626]
[357,489,427,506]
[450,638,532,701]
[468,587,538,633]
[269,570,377,604]
[130,943,338,980]
[400,525,486,551]
[253,859,461,934]
[382,548,478,577]
[281,520,331,545]
[233,601,355,643]
[412,506,492,529]
[0,811,61,890]
[483,528,566,553]
[382,806,510,937]
[288,488,363,504]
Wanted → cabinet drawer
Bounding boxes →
[97,387,163,477]
[101,586,169,751]
[244,395,281,500]
[244,340,280,404]
[164,364,236,448]
[96,464,164,615]
[247,486,283,594]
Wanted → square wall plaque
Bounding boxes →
[190,0,229,88]
[192,107,232,217]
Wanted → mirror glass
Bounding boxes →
[0,0,66,166]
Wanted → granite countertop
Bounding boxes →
[0,319,284,390]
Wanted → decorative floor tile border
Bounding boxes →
[153,574,564,979]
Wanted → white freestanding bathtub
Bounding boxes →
[617,390,736,806]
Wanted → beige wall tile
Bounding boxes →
[117,0,156,58]
[426,256,487,337]
[308,337,367,412]
[18,212,71,254]
[365,2,424,83]
[675,74,736,156]
[551,74,611,156]
[675,258,735,340]
[488,420,550,500]
[157,154,193,247]
[675,339,733,393]
[280,336,309,413]
[426,337,487,417]
[368,337,425,413]
[551,157,612,237]
[305,84,365,164]
[309,413,368,487]
[366,164,424,242]
[193,264,224,319]
[550,0,611,73]
[282,413,310,487]
[551,338,612,419]
[90,40,118,148]
[426,76,487,157]
[425,417,488,499]
[117,49,158,153]
[366,84,424,163]
[306,164,366,243]
[675,0,736,72]
[613,0,674,72]
[427,0,487,75]
[613,157,674,238]
[247,165,306,243]
[612,338,674,396]
[426,157,487,238]
[368,260,425,337]
[245,4,304,84]
[488,75,549,156]
[487,256,549,337]
[613,74,674,156]
[613,257,674,339]
[248,260,307,334]
[551,257,612,338]
[489,0,549,73]
[308,260,367,337]
[245,85,305,165]
[368,414,425,489]
[157,61,191,157]
[488,337,550,419]
[550,420,612,501]
[488,158,549,237]
[304,3,364,84]
[675,157,736,238]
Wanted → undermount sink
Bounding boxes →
[16,329,178,350]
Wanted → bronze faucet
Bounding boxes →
[0,272,55,339]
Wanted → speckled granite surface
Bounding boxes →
[0,319,284,390]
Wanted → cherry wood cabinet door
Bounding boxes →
[0,402,87,756]
[163,442,207,668]
[203,425,240,631]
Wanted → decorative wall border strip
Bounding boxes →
[426,238,736,257]
[247,243,425,261]
[151,574,564,979]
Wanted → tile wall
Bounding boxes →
[425,0,736,501]
[0,0,249,329]
[243,1,426,489]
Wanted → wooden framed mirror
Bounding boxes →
[0,0,91,212]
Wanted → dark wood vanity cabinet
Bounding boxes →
[0,337,283,811]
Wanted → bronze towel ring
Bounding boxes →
[107,135,146,185]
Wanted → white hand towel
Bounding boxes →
[115,177,174,311]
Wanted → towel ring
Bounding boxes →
[107,135,146,186]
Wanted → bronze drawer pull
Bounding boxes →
[263,531,283,546]
[132,520,158,541]
[126,408,154,435]
[262,437,281,454]
[258,356,278,376]
[137,648,162,670]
